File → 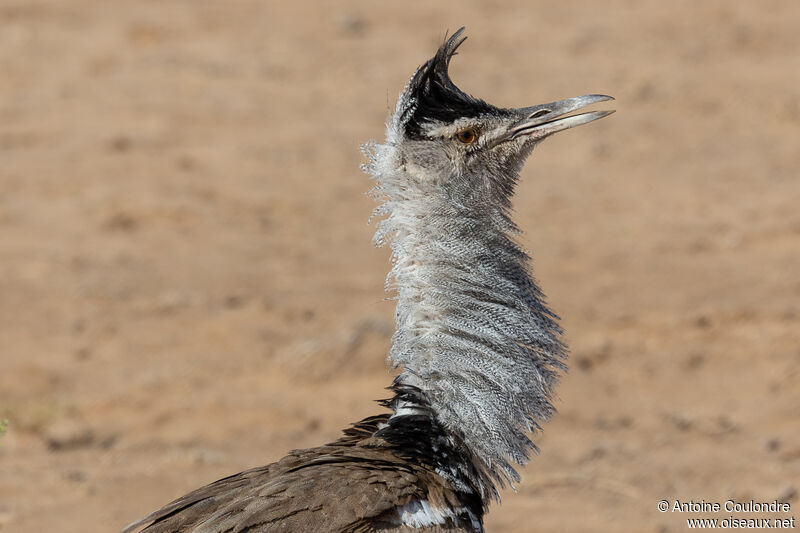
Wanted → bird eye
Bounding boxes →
[455,129,478,144]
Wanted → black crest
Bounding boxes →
[402,28,503,140]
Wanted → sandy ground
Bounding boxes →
[1,1,799,532]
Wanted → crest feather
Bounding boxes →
[397,28,503,139]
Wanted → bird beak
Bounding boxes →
[505,94,614,142]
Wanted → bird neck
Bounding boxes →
[366,142,567,499]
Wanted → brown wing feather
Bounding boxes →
[122,415,472,533]
[123,451,421,533]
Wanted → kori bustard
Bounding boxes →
[122,28,613,533]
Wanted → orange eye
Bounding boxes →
[456,129,477,144]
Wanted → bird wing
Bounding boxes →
[120,415,476,533]
[122,447,423,533]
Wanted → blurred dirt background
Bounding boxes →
[1,1,799,532]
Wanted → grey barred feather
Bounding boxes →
[364,32,569,493]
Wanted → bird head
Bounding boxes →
[387,28,613,205]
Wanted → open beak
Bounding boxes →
[505,94,614,142]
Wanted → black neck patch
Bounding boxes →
[377,379,493,512]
